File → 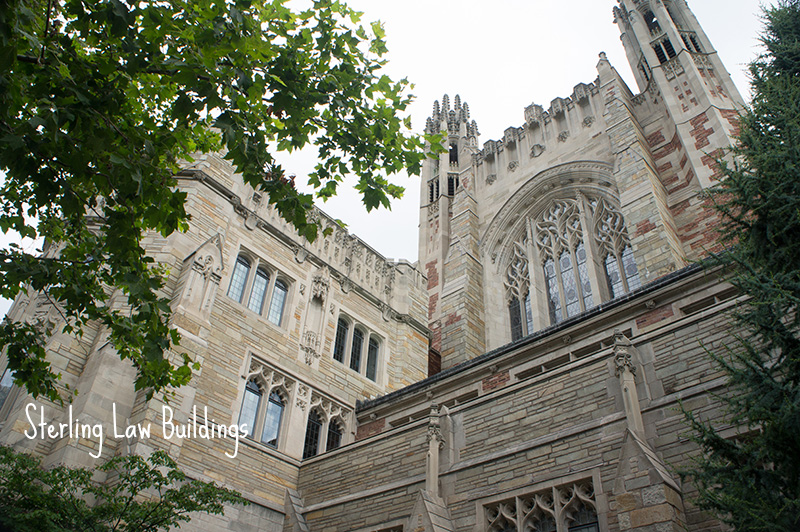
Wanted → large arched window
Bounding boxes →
[303,410,323,459]
[500,192,641,341]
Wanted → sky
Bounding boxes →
[0,0,767,317]
[288,0,766,262]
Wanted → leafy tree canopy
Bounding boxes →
[0,0,434,402]
[0,446,246,531]
[683,1,800,530]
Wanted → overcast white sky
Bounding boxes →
[292,0,766,262]
[0,0,767,317]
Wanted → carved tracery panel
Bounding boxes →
[483,479,598,532]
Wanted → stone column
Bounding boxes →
[425,403,444,498]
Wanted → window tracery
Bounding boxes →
[504,238,533,341]
[501,192,640,340]
[483,480,598,532]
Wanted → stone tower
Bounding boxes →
[418,0,745,370]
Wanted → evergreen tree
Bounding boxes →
[683,1,800,530]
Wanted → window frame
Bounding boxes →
[332,313,382,383]
[239,379,288,451]
[227,250,291,327]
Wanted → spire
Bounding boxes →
[425,94,479,137]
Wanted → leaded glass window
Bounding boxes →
[366,338,379,381]
[303,410,322,459]
[593,198,641,298]
[260,391,284,447]
[227,257,251,302]
[238,380,261,437]
[247,269,270,313]
[326,419,343,451]
[268,279,288,325]
[350,328,364,372]
[333,318,349,363]
[505,238,532,340]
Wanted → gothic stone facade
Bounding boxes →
[0,1,747,531]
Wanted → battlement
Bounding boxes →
[477,79,601,163]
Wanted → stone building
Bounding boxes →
[0,1,747,531]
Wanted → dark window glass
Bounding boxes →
[568,501,599,532]
[333,319,348,363]
[350,329,364,372]
[326,419,343,451]
[663,38,677,58]
[605,254,624,298]
[560,251,580,318]
[544,258,562,324]
[366,338,379,381]
[238,381,261,437]
[644,10,660,32]
[622,246,641,291]
[303,411,322,459]
[509,297,523,342]
[576,243,593,310]
[690,34,702,53]
[260,391,284,447]
[228,257,251,302]
[449,143,458,164]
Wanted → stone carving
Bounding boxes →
[311,270,330,302]
[530,144,545,158]
[504,238,529,303]
[177,234,224,321]
[613,330,637,376]
[662,56,685,80]
[507,161,519,173]
[486,173,497,186]
[558,131,570,143]
[485,480,596,532]
[583,116,595,128]
[549,97,566,117]
[525,103,545,128]
[504,127,518,147]
[301,329,320,365]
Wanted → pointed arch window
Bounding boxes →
[267,279,288,325]
[238,380,261,436]
[593,198,641,298]
[505,238,532,341]
[502,192,641,340]
[366,338,379,381]
[239,380,286,449]
[535,200,593,323]
[303,410,323,459]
